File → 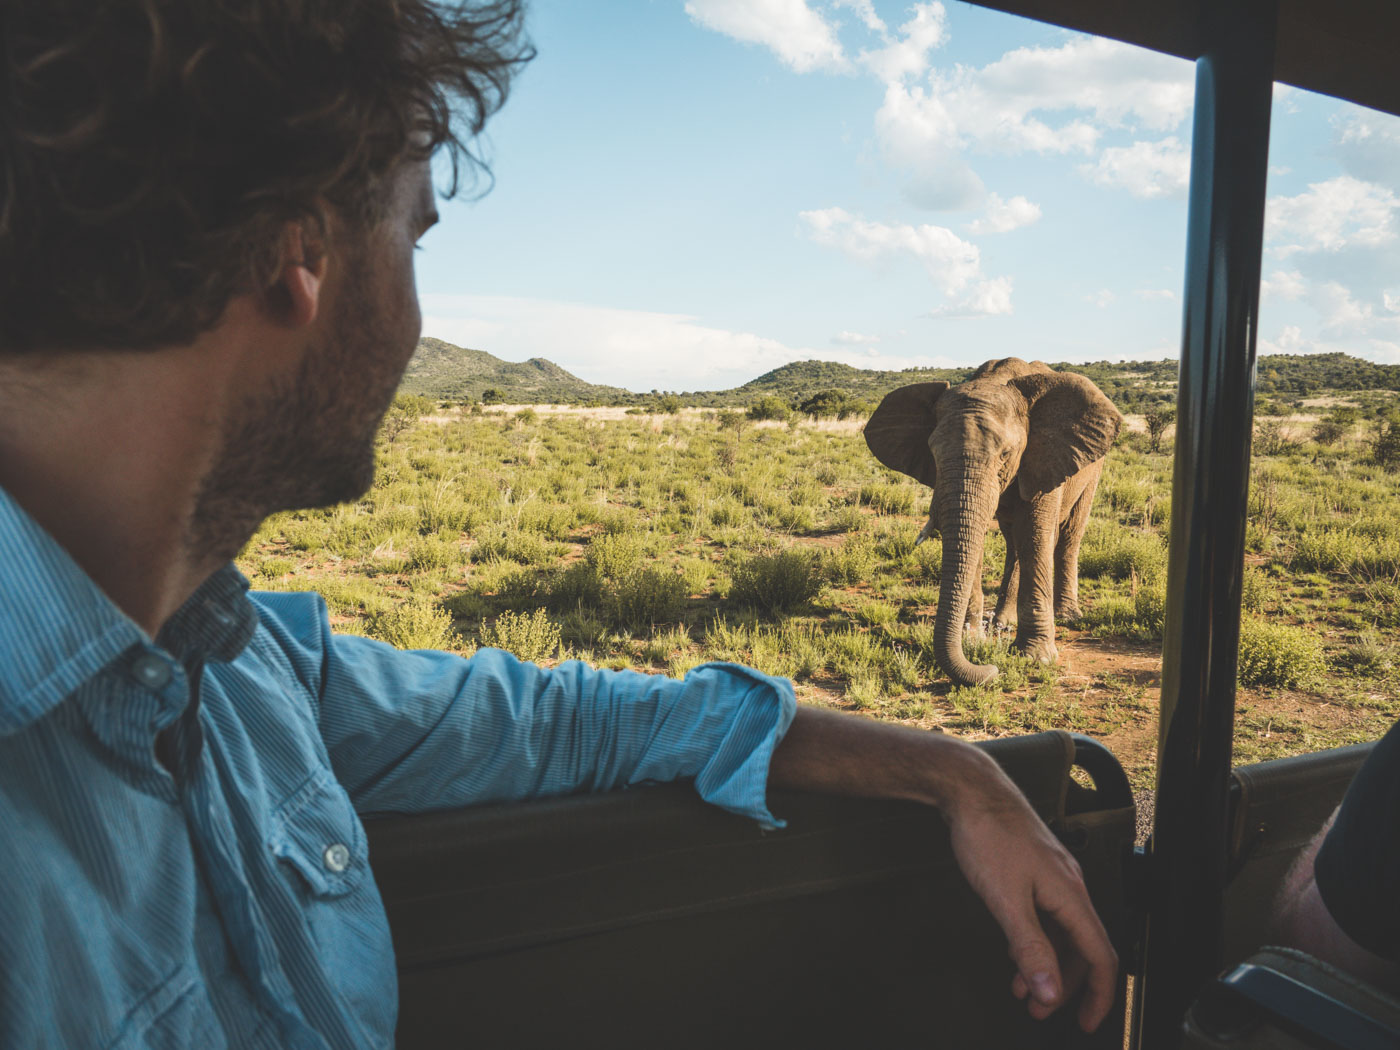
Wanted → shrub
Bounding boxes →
[747,395,791,422]
[1313,419,1346,445]
[481,608,562,663]
[1236,618,1325,688]
[655,394,683,414]
[610,569,688,629]
[545,561,605,611]
[728,549,821,615]
[1078,530,1167,581]
[587,531,647,581]
[369,599,460,651]
[1144,405,1175,453]
[257,557,294,579]
[481,388,504,405]
[825,535,879,585]
[408,535,460,571]
[858,482,915,516]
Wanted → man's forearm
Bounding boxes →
[768,704,1012,813]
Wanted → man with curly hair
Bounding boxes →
[0,2,1116,1045]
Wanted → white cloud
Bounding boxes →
[420,294,956,390]
[1332,108,1400,186]
[1134,288,1177,301]
[1084,289,1114,308]
[1266,176,1399,254]
[933,277,1013,317]
[1083,137,1189,199]
[684,0,847,73]
[856,3,946,83]
[1258,325,1306,356]
[872,36,1192,209]
[833,0,886,34]
[832,330,880,344]
[1260,269,1306,301]
[800,206,1010,314]
[966,193,1041,234]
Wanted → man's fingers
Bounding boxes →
[998,906,1064,1012]
[1039,891,1119,1032]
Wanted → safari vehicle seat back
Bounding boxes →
[1222,743,1376,967]
[365,729,1136,1049]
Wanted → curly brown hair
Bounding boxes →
[0,0,532,353]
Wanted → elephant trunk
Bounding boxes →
[933,465,1000,687]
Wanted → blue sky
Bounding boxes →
[414,1,1400,393]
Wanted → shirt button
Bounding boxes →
[323,843,351,873]
[130,655,172,690]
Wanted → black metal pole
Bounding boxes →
[1131,3,1277,1048]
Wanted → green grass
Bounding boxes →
[235,403,1400,788]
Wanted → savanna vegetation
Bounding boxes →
[237,387,1400,792]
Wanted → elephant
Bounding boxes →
[864,358,1123,687]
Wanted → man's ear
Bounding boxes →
[268,221,329,328]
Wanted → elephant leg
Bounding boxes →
[992,521,1018,630]
[1054,466,1102,622]
[1012,497,1060,666]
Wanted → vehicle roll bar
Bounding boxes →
[1132,2,1278,1047]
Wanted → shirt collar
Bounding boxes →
[0,485,258,736]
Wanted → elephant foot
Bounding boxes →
[1054,603,1081,624]
[992,613,1017,632]
[1014,637,1059,666]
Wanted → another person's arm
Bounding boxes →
[1274,721,1400,995]
[769,705,1119,1033]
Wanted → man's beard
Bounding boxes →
[188,255,410,565]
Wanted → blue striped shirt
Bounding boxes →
[0,485,796,1048]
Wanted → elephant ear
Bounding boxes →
[1009,372,1123,497]
[863,382,949,489]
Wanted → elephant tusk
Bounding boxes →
[914,522,934,547]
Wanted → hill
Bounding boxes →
[405,338,1400,414]
[399,338,629,402]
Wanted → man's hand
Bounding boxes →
[768,706,1119,1032]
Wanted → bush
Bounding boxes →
[587,531,647,580]
[1236,618,1325,688]
[1078,530,1167,581]
[546,561,605,611]
[729,549,821,615]
[1144,405,1175,453]
[369,599,460,650]
[481,608,561,663]
[610,569,688,629]
[655,394,683,414]
[825,535,879,585]
[747,395,791,422]
[1312,419,1346,445]
[858,482,915,516]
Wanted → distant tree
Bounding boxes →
[798,389,849,419]
[717,409,746,432]
[481,387,503,405]
[1374,417,1400,471]
[378,393,433,444]
[656,394,683,414]
[1312,419,1345,446]
[1144,405,1176,454]
[747,395,791,422]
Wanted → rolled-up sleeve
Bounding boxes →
[251,592,796,828]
